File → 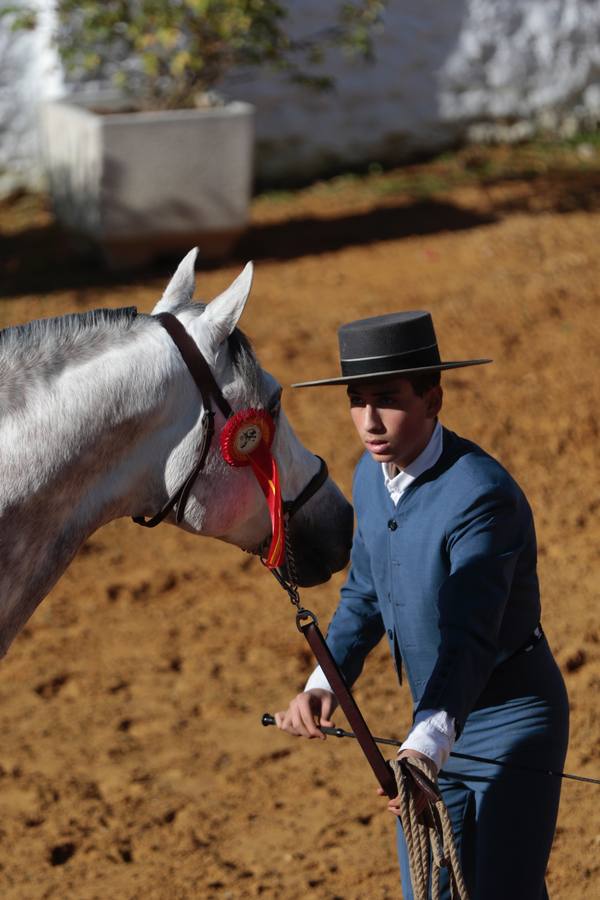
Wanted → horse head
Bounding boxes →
[146,249,353,587]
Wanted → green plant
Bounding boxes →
[0,3,36,30]
[10,1,384,110]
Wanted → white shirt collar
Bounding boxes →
[382,421,443,503]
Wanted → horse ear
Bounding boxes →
[152,247,199,314]
[200,262,254,347]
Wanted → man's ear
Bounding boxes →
[426,385,443,418]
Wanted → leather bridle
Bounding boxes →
[132,312,329,541]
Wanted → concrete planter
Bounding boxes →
[39,93,255,267]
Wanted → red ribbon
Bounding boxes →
[246,442,285,568]
[220,409,285,568]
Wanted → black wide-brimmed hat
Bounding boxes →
[292,311,492,387]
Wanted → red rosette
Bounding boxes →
[219,408,285,568]
[220,408,275,468]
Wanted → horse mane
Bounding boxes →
[0,303,263,409]
[0,306,140,350]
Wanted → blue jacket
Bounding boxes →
[325,427,541,735]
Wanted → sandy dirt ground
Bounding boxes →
[1,155,599,898]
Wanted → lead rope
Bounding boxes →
[269,527,470,900]
[390,757,469,900]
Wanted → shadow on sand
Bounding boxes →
[1,167,599,299]
[1,197,494,300]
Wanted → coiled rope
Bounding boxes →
[390,758,470,900]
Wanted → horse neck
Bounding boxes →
[0,319,200,654]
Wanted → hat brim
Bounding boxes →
[292,358,493,388]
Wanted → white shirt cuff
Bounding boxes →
[304,665,334,694]
[399,709,456,772]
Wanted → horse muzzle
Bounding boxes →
[280,483,353,587]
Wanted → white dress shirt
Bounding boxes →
[304,421,456,771]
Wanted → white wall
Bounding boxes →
[2,0,600,192]
[0,0,63,193]
[227,0,600,181]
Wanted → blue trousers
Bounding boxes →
[396,639,569,900]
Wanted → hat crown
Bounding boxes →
[338,311,438,362]
[291,309,492,387]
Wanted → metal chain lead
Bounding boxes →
[262,514,316,627]
[283,514,300,603]
[251,515,297,600]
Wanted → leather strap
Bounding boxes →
[133,312,228,528]
[298,615,398,798]
[156,312,233,420]
[282,456,329,517]
[133,410,214,528]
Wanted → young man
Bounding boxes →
[275,311,569,899]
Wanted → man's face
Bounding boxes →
[347,376,442,469]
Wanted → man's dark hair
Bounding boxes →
[405,370,441,397]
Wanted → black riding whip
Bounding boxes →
[261,713,600,786]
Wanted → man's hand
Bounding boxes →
[377,749,438,817]
[274,689,338,739]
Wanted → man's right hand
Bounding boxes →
[274,689,338,739]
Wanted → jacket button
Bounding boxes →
[387,519,397,531]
